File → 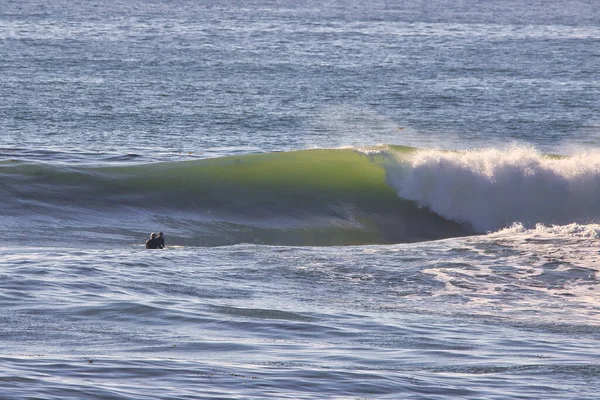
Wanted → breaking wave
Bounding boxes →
[2,145,599,247]
[387,145,600,232]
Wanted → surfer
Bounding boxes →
[145,233,159,249]
[156,232,165,249]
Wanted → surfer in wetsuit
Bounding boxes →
[156,232,165,249]
[145,232,158,249]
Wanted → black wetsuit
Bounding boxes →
[146,238,158,249]
[156,237,164,249]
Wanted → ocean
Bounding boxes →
[1,0,600,398]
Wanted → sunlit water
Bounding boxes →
[2,0,600,398]
[2,226,600,399]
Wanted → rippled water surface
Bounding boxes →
[2,0,600,398]
[2,0,599,156]
[2,227,600,399]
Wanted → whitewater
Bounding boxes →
[388,146,600,232]
[1,0,600,399]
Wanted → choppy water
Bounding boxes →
[2,0,600,399]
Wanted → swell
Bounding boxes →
[0,147,472,247]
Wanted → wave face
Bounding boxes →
[1,147,471,247]
[386,146,600,232]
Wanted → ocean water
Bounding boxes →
[1,0,600,398]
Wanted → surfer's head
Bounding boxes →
[151,232,157,239]
[158,232,163,237]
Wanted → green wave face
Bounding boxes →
[2,147,473,246]
[107,148,399,207]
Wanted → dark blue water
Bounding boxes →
[2,0,599,157]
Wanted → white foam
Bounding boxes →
[386,146,600,232]
[495,222,600,239]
